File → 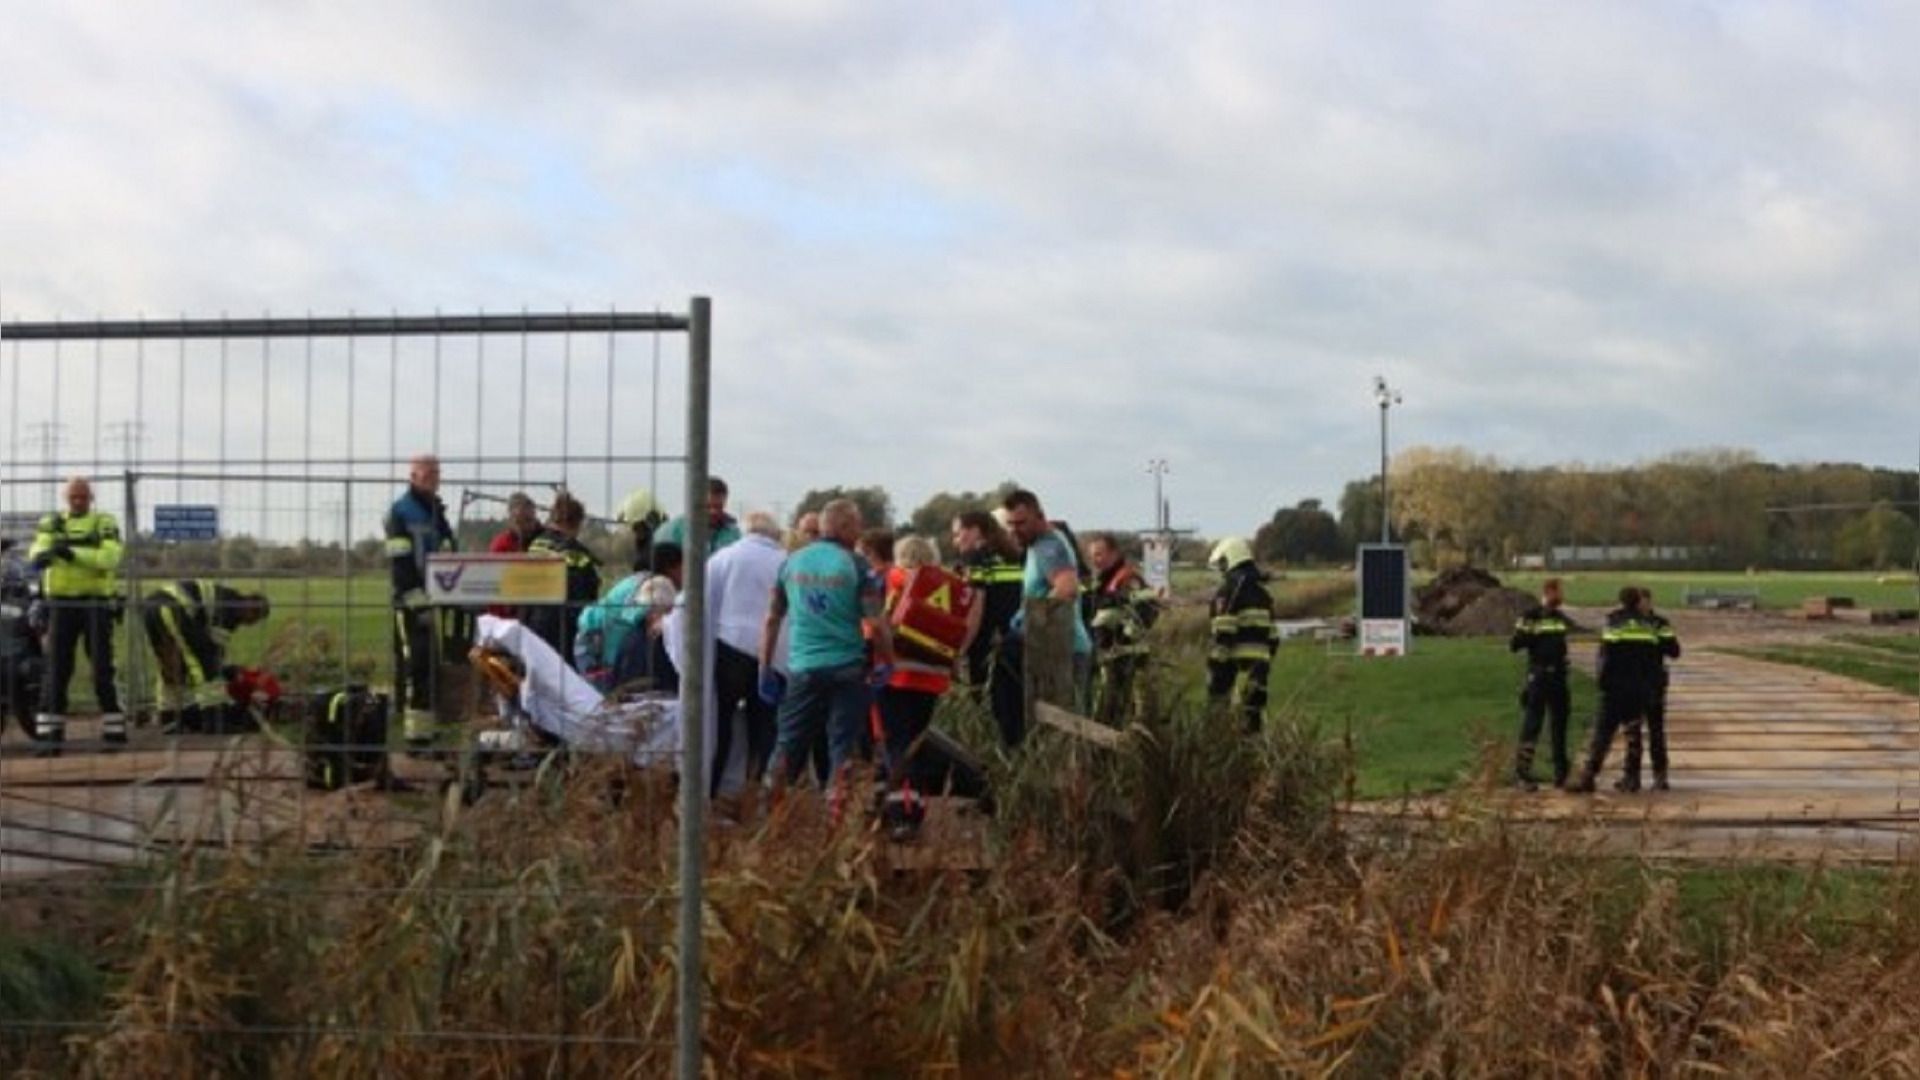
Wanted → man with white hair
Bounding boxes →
[385,453,457,748]
[761,499,894,797]
[705,510,787,795]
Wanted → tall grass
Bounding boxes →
[14,645,1920,1074]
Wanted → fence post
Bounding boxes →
[1023,597,1078,727]
[676,295,711,1080]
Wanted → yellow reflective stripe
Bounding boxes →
[1234,611,1274,628]
[394,611,411,662]
[1209,616,1238,634]
[160,605,208,686]
[385,536,414,556]
[1602,629,1659,644]
[1229,644,1273,660]
[1531,624,1567,635]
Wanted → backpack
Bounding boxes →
[302,687,392,790]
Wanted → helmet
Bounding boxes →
[615,488,664,526]
[1208,537,1255,573]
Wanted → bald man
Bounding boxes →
[385,454,457,747]
[29,476,125,749]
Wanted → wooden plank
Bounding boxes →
[1034,702,1123,749]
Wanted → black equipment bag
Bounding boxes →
[303,686,392,790]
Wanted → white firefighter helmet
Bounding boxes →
[1208,536,1255,573]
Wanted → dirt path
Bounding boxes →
[1355,627,1920,862]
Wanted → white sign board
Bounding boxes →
[1142,537,1172,594]
[425,553,568,605]
[1359,618,1408,658]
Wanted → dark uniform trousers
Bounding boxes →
[1624,670,1671,780]
[1516,665,1572,784]
[44,599,119,716]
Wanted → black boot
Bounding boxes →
[1613,771,1641,793]
[1513,743,1540,791]
[1652,771,1670,792]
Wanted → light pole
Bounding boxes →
[1146,458,1169,533]
[1373,377,1401,544]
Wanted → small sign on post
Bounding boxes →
[1356,543,1410,657]
[1142,536,1172,596]
[153,504,220,542]
[425,553,567,606]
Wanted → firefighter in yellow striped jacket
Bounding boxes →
[1206,537,1279,732]
[143,580,270,731]
[385,454,457,747]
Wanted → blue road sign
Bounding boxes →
[153,504,220,542]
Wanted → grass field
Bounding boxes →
[1503,569,1920,611]
[1178,565,1919,614]
[1268,636,1597,798]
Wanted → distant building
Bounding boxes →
[1548,545,1700,568]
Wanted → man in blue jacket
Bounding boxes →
[385,454,457,748]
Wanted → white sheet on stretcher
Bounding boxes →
[473,614,748,794]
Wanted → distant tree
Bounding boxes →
[794,485,895,531]
[1337,478,1383,550]
[1254,499,1343,565]
[1835,501,1918,571]
[904,481,1022,543]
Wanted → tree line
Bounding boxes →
[1256,447,1917,570]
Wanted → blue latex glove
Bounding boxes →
[757,669,785,706]
[868,663,894,688]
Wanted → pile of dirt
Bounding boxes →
[1414,566,1536,637]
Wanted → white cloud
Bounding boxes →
[0,0,1913,537]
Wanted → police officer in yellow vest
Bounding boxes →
[29,476,124,749]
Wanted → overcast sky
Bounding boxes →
[2,1,1914,536]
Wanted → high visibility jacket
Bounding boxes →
[1091,562,1160,658]
[959,550,1023,638]
[1596,607,1679,693]
[1510,603,1577,668]
[149,580,248,690]
[157,579,250,632]
[1645,610,1680,686]
[384,486,455,601]
[1209,564,1278,664]
[30,511,122,598]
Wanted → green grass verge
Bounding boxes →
[1268,636,1596,798]
[1502,570,1920,612]
[1720,644,1919,697]
[1840,633,1920,657]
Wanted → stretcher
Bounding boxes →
[472,615,680,767]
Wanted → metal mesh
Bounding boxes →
[0,305,712,1071]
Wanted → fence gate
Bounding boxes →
[0,302,715,1075]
